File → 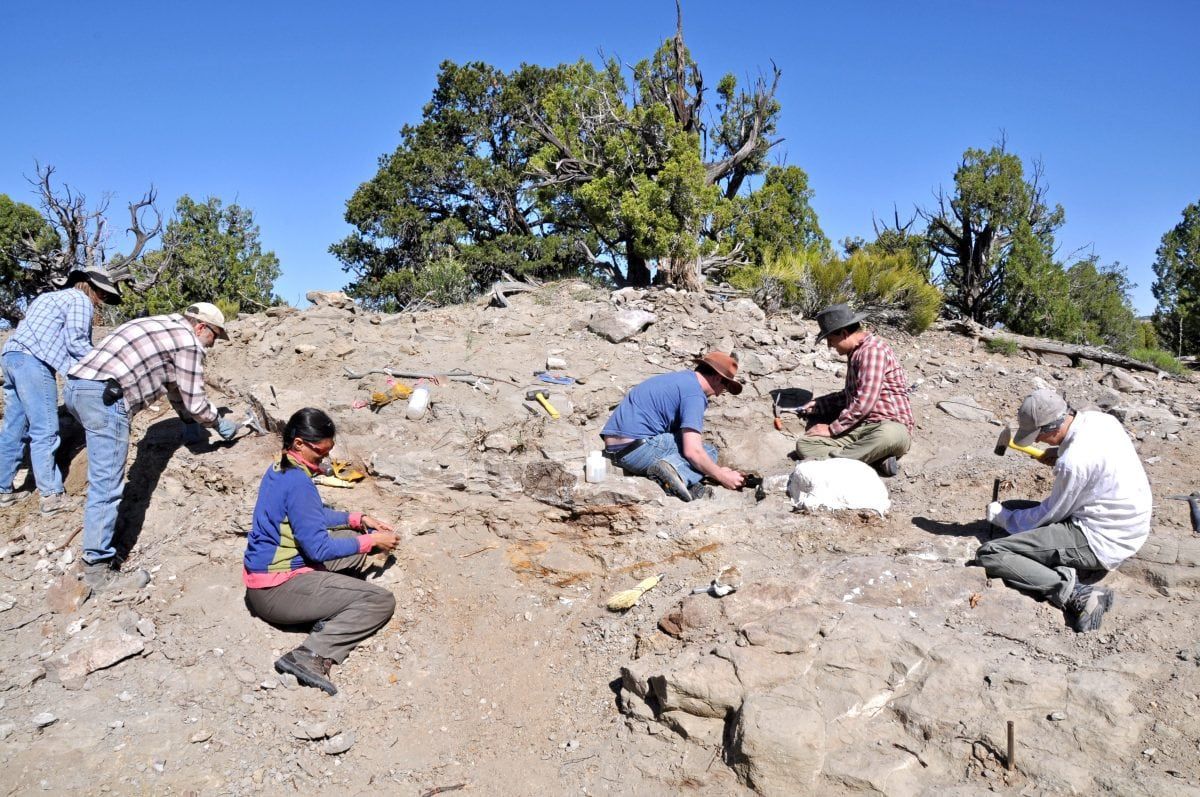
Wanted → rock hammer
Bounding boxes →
[525,389,560,419]
[993,426,1047,461]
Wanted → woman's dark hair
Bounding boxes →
[280,407,336,470]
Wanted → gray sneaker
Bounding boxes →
[875,456,900,478]
[39,493,69,517]
[1066,584,1115,633]
[647,460,691,502]
[0,492,18,508]
[82,561,151,594]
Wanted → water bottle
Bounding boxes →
[405,387,430,420]
[585,450,607,483]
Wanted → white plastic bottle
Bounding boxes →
[585,450,607,483]
[405,387,430,420]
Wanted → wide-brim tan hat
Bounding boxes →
[695,351,743,395]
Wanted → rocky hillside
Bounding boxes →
[1,281,1198,795]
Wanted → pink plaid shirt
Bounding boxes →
[68,314,218,425]
[814,333,914,435]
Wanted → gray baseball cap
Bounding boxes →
[1014,389,1068,446]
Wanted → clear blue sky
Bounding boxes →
[3,1,1196,314]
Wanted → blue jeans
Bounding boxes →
[64,378,130,565]
[0,351,64,496]
[611,432,717,487]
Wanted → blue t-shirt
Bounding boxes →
[601,371,708,439]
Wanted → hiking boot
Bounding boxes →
[875,456,901,478]
[275,647,337,695]
[82,561,151,593]
[1065,584,1115,633]
[39,493,69,517]
[647,460,691,502]
[0,492,18,508]
[688,482,713,500]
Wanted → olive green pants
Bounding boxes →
[975,519,1104,607]
[794,421,911,466]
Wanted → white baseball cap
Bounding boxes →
[184,302,229,340]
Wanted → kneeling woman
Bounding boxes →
[244,407,399,695]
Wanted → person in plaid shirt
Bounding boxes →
[795,304,914,477]
[0,270,122,516]
[65,301,239,592]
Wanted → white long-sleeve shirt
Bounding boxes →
[1001,411,1151,569]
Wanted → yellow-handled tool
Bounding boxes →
[993,426,1047,460]
[525,389,560,419]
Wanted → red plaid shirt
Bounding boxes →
[813,332,913,435]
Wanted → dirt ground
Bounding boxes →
[1,283,1198,796]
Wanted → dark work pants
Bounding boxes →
[245,531,396,663]
[975,520,1105,607]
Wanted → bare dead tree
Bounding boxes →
[17,163,174,297]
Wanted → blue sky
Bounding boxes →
[3,1,1196,313]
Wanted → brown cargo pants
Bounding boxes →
[245,531,396,663]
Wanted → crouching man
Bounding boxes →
[600,351,745,501]
[795,304,913,477]
[976,389,1151,633]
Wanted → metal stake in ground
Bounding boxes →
[1006,720,1016,771]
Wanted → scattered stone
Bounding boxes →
[482,432,520,454]
[726,298,766,321]
[293,722,331,741]
[587,310,657,343]
[738,351,779,377]
[322,731,355,756]
[46,622,146,686]
[135,618,156,640]
[1102,367,1148,394]
[32,712,57,729]
[294,344,318,355]
[189,731,212,744]
[0,593,15,612]
[305,290,355,310]
[0,722,15,740]
[1049,711,1066,721]
[936,395,996,423]
[46,575,91,614]
[546,356,568,370]
[326,341,356,359]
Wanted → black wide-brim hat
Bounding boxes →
[814,303,869,342]
[62,269,123,305]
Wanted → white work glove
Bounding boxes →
[215,417,239,441]
[986,501,1010,532]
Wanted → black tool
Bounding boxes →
[1167,492,1200,534]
